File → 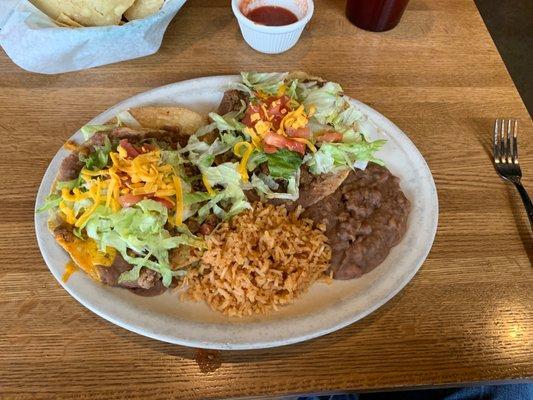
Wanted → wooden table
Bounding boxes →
[1,0,532,398]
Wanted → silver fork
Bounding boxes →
[493,118,533,230]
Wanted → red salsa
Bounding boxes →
[246,6,298,26]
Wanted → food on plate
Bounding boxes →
[30,0,164,27]
[184,203,331,317]
[30,0,135,26]
[302,163,409,279]
[121,107,207,137]
[124,0,165,21]
[55,13,84,27]
[38,72,410,315]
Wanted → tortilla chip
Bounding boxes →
[125,107,207,136]
[56,12,84,27]
[54,20,71,28]
[30,0,135,26]
[124,0,164,21]
[288,71,326,84]
[298,169,350,208]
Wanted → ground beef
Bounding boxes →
[96,254,167,296]
[199,214,220,236]
[97,254,131,286]
[217,89,249,115]
[85,132,107,148]
[57,153,83,181]
[108,126,190,147]
[53,224,75,243]
[127,280,167,297]
[303,163,410,280]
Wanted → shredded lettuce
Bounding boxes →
[251,169,300,201]
[300,81,371,145]
[56,177,83,190]
[209,112,245,133]
[79,135,112,170]
[302,82,345,125]
[341,128,361,143]
[73,197,93,215]
[241,72,288,95]
[181,136,240,170]
[184,191,213,205]
[265,149,303,180]
[247,150,268,171]
[197,163,250,221]
[116,110,141,129]
[203,162,243,189]
[226,81,253,96]
[331,104,364,133]
[161,150,183,167]
[257,173,279,190]
[80,124,115,141]
[84,200,204,287]
[197,185,251,222]
[36,194,61,213]
[305,140,386,175]
[196,111,246,137]
[286,79,299,99]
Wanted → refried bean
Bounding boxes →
[303,163,410,279]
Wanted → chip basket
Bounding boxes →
[0,0,187,74]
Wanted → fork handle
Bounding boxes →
[513,181,533,230]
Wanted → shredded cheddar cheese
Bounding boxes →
[172,175,183,226]
[291,137,317,153]
[58,145,194,228]
[244,98,311,153]
[202,174,215,196]
[233,141,254,182]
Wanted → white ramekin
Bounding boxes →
[232,0,314,54]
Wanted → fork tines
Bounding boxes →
[493,118,518,165]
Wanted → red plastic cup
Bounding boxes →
[345,0,410,32]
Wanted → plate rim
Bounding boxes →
[35,74,439,350]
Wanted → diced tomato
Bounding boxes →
[243,97,292,129]
[286,127,311,139]
[315,131,343,142]
[119,139,140,158]
[242,104,267,127]
[283,140,306,155]
[262,143,278,153]
[266,96,291,129]
[152,197,174,209]
[264,132,289,148]
[264,133,306,155]
[118,172,132,188]
[118,194,144,208]
[266,95,290,118]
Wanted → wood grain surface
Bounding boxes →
[1,0,532,399]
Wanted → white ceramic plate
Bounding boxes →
[35,75,438,350]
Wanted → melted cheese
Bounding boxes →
[54,235,115,282]
[62,261,78,283]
